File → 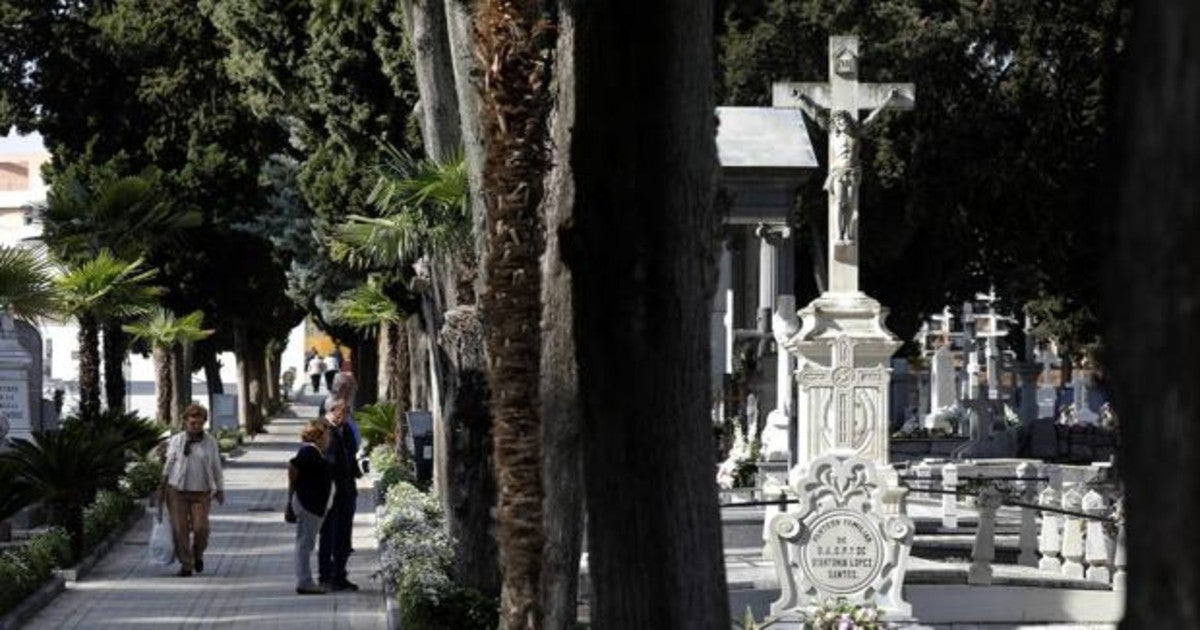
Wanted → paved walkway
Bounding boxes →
[24,397,387,629]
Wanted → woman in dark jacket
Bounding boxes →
[287,420,333,594]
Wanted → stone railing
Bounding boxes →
[902,459,1124,590]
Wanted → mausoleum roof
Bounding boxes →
[716,107,817,171]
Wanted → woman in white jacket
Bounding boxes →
[160,404,225,576]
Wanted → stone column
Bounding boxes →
[761,226,796,462]
[0,313,34,442]
[962,303,980,401]
[711,241,733,420]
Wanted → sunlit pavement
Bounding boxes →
[23,396,386,629]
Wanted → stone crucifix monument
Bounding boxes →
[775,36,915,469]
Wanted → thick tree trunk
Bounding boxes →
[77,313,101,418]
[170,343,186,427]
[102,321,127,413]
[567,0,729,626]
[399,0,461,160]
[445,0,489,273]
[266,342,282,411]
[234,324,265,434]
[439,305,500,598]
[539,5,583,628]
[170,345,188,427]
[388,321,412,455]
[201,346,224,396]
[354,335,379,407]
[153,345,172,426]
[407,316,430,411]
[476,0,556,623]
[1107,3,1200,628]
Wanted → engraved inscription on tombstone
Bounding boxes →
[767,455,914,621]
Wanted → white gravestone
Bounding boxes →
[767,454,914,621]
[926,344,956,424]
[0,314,33,442]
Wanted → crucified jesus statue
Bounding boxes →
[796,89,904,245]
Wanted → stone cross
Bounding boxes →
[796,334,888,457]
[773,36,915,294]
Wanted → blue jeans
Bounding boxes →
[317,487,356,583]
[293,495,324,588]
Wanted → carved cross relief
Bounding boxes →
[797,335,888,454]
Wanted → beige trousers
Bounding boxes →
[166,487,212,571]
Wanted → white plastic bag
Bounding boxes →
[149,512,176,566]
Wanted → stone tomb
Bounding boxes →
[0,314,35,441]
[766,454,914,623]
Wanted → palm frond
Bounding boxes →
[329,280,402,334]
[55,252,161,321]
[124,308,214,347]
[0,246,59,321]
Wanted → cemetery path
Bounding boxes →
[23,397,386,630]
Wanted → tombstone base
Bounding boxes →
[785,291,902,467]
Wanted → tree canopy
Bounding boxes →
[719,0,1127,357]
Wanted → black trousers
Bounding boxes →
[317,488,356,582]
[310,374,321,392]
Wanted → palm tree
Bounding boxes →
[476,0,557,625]
[0,426,128,560]
[330,148,471,267]
[55,252,160,417]
[123,308,214,427]
[0,246,58,322]
[39,173,200,412]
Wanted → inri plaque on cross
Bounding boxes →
[773,36,915,295]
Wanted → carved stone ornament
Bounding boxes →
[767,454,914,620]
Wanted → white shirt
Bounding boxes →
[163,432,224,493]
[307,356,325,375]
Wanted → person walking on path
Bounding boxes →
[160,404,225,577]
[307,353,325,394]
[323,349,341,393]
[287,420,333,595]
[317,399,361,591]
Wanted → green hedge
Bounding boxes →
[0,528,71,615]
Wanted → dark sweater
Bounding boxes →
[290,444,333,516]
[323,421,361,495]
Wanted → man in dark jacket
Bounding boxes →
[316,399,361,591]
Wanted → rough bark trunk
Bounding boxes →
[1107,3,1200,628]
[77,313,101,418]
[153,345,172,426]
[445,0,489,277]
[388,321,412,455]
[169,344,187,428]
[101,321,126,413]
[234,324,265,434]
[400,0,461,160]
[354,335,379,407]
[568,0,729,626]
[407,316,430,411]
[202,348,223,396]
[439,305,500,598]
[539,5,583,628]
[266,342,282,411]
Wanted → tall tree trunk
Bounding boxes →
[153,345,172,426]
[477,1,556,625]
[77,313,101,418]
[1107,2,1200,628]
[265,341,282,411]
[388,321,412,455]
[180,340,194,411]
[568,0,729,626]
[200,344,224,396]
[399,0,461,160]
[170,344,187,427]
[234,324,265,434]
[440,305,500,597]
[407,316,430,411]
[445,0,489,272]
[102,321,127,413]
[354,335,379,407]
[539,6,583,627]
[407,0,500,600]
